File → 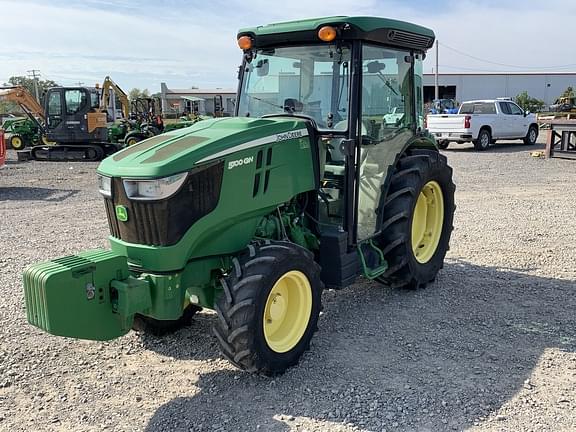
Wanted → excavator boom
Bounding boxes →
[100,76,129,119]
[0,86,45,122]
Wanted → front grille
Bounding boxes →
[104,161,224,246]
[105,199,121,238]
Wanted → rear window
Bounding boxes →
[459,103,496,114]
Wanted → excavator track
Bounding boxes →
[30,143,119,162]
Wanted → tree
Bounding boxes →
[4,76,59,102]
[1,76,59,114]
[128,88,150,101]
[560,86,575,99]
[514,91,545,113]
[0,100,18,114]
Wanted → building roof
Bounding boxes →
[163,88,236,95]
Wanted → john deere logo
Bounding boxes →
[115,205,128,222]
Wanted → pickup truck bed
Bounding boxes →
[427,100,538,150]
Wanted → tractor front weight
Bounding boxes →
[23,249,220,341]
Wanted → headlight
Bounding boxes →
[97,174,112,197]
[123,172,188,201]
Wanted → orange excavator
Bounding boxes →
[31,76,133,161]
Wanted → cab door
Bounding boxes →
[45,89,64,132]
[498,102,514,137]
[356,44,416,241]
[507,102,528,138]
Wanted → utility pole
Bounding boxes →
[434,40,439,101]
[27,69,41,102]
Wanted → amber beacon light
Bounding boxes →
[237,36,253,50]
[318,26,337,42]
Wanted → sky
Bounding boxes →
[1,0,575,92]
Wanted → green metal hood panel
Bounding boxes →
[97,117,310,178]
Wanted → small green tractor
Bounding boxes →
[24,16,455,375]
[2,117,42,149]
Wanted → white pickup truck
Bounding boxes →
[426,99,539,150]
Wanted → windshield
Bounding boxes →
[237,44,351,131]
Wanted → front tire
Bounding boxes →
[125,136,140,146]
[473,129,491,151]
[376,149,455,289]
[9,134,26,150]
[132,304,202,336]
[213,241,323,375]
[524,125,538,145]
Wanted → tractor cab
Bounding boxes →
[236,16,434,283]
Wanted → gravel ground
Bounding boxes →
[1,137,575,432]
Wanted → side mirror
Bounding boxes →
[524,110,530,117]
[256,59,269,77]
[366,61,385,73]
[283,98,303,113]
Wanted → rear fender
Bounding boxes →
[372,133,438,233]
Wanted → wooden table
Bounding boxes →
[544,119,576,158]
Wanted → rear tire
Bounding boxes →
[436,140,449,150]
[473,129,491,151]
[375,149,455,289]
[213,241,323,375]
[9,134,26,150]
[524,125,538,145]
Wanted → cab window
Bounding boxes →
[361,44,414,140]
[507,102,524,115]
[47,91,62,116]
[499,102,511,114]
[65,89,86,115]
[460,102,496,114]
[90,91,100,109]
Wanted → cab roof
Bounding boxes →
[238,16,435,52]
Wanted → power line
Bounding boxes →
[27,69,41,78]
[439,42,576,70]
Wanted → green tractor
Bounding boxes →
[23,16,455,375]
[3,117,42,150]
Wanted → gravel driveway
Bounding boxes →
[1,138,575,432]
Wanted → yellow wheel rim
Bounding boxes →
[126,138,137,145]
[41,135,56,145]
[263,270,312,353]
[411,181,444,264]
[11,136,23,149]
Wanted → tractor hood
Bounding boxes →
[97,117,311,178]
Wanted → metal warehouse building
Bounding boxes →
[160,82,236,117]
[422,72,576,105]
